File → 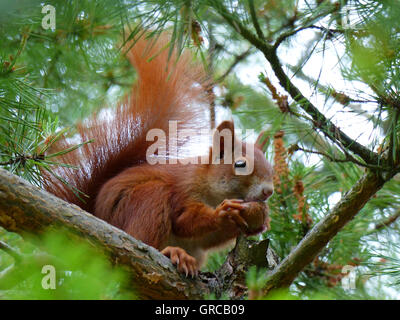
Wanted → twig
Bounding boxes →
[0,154,45,167]
[291,144,389,170]
[0,240,22,262]
[248,0,265,41]
[216,47,252,83]
[373,210,400,232]
[273,25,344,50]
[207,21,217,129]
[288,63,379,105]
[388,108,400,166]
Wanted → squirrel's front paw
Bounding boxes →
[217,199,269,235]
[161,246,198,278]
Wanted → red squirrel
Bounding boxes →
[42,34,274,277]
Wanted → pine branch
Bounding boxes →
[0,240,22,262]
[290,144,388,170]
[248,0,265,41]
[263,170,391,294]
[210,1,382,167]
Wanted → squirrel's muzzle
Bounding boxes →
[261,187,274,201]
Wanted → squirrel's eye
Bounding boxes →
[234,160,246,168]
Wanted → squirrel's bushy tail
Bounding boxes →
[43,34,209,213]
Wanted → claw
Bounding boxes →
[183,265,188,277]
[217,199,252,233]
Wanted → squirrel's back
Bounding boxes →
[42,34,209,213]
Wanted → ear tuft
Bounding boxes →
[216,120,235,134]
[211,120,235,163]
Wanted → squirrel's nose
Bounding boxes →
[262,187,273,200]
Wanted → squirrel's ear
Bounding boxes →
[255,131,269,152]
[212,120,235,161]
